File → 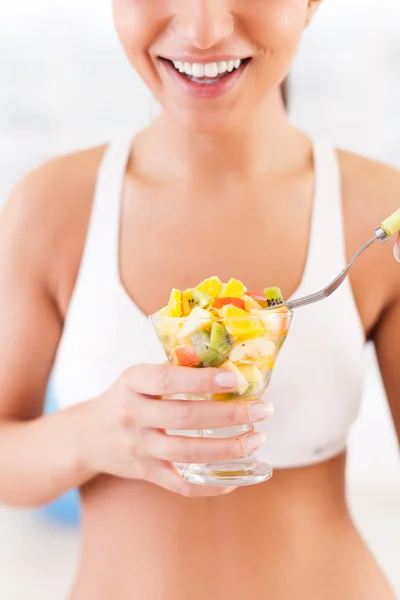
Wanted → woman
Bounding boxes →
[0,1,399,598]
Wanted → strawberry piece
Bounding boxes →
[175,346,201,367]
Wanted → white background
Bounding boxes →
[0,1,399,598]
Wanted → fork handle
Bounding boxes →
[381,208,400,237]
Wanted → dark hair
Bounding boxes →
[281,78,289,109]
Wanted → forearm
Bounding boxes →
[0,401,96,507]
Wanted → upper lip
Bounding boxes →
[160,55,251,64]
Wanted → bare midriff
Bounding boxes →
[71,453,395,600]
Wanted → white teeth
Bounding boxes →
[205,62,219,78]
[170,59,243,79]
[173,61,185,73]
[192,63,205,78]
[217,61,228,74]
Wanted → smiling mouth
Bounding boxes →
[159,57,251,85]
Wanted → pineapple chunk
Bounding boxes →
[256,356,276,373]
[222,305,265,339]
[168,289,182,317]
[155,320,181,342]
[219,278,247,299]
[195,276,223,299]
[154,306,181,341]
[249,309,289,341]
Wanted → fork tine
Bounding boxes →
[287,291,325,310]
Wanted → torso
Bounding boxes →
[74,455,393,600]
[46,130,397,599]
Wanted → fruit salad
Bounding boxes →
[152,277,291,401]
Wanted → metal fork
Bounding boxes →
[283,209,400,312]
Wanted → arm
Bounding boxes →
[0,406,96,507]
[339,152,400,443]
[0,170,96,506]
[373,294,400,444]
[0,159,270,507]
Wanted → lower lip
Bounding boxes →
[160,59,250,100]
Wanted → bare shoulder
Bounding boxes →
[338,149,400,229]
[2,145,106,238]
[337,150,400,332]
[0,145,106,316]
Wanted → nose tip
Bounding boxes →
[174,2,234,50]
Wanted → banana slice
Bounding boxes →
[220,361,249,395]
[178,307,212,338]
[229,338,276,362]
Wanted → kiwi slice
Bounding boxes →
[263,287,284,308]
[209,322,233,362]
[183,289,213,316]
[192,330,225,368]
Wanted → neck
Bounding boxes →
[137,89,306,180]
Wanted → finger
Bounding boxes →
[394,233,400,262]
[124,364,239,397]
[140,429,267,464]
[146,460,236,498]
[139,397,274,430]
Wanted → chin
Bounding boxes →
[163,96,251,136]
[173,109,240,135]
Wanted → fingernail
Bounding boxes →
[245,432,267,452]
[394,243,400,263]
[250,402,274,422]
[215,372,237,389]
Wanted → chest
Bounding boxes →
[119,174,314,315]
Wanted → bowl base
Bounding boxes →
[181,459,273,487]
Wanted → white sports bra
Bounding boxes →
[52,136,365,469]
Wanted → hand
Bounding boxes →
[80,364,272,498]
[394,233,400,262]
